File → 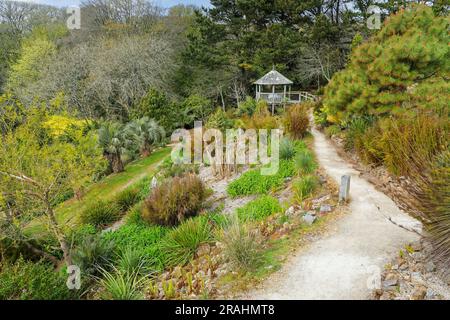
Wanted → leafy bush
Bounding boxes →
[101,224,168,271]
[80,200,122,227]
[237,96,257,116]
[221,218,263,272]
[72,234,115,277]
[293,175,318,202]
[142,174,207,226]
[227,160,294,197]
[279,137,296,160]
[160,217,212,267]
[113,188,142,212]
[240,105,279,130]
[160,157,199,178]
[236,195,281,221]
[206,108,234,131]
[343,116,373,151]
[324,124,341,138]
[284,103,310,139]
[99,266,146,300]
[294,149,316,175]
[0,258,75,300]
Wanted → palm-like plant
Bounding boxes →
[126,117,165,157]
[98,122,128,173]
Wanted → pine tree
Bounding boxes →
[323,4,449,123]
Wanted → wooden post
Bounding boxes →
[271,85,275,115]
[283,85,286,111]
[339,175,351,202]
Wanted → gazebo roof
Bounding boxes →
[254,69,293,85]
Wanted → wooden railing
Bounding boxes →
[257,91,317,104]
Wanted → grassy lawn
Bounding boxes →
[26,147,171,237]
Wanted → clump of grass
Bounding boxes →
[160,217,212,267]
[279,137,296,160]
[293,174,318,202]
[113,188,141,212]
[236,195,281,221]
[294,149,316,175]
[80,200,122,227]
[221,217,263,272]
[142,174,207,226]
[99,266,146,300]
[283,103,310,139]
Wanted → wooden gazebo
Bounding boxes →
[255,68,317,114]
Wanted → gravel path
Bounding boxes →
[244,127,422,300]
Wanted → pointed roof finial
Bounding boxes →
[272,64,275,71]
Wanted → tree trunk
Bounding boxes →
[112,152,124,173]
[23,241,59,267]
[47,203,73,266]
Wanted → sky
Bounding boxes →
[11,0,211,9]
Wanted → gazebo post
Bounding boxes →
[283,85,287,111]
[271,85,275,115]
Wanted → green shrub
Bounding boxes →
[294,149,316,175]
[72,234,115,277]
[99,266,146,300]
[221,218,263,272]
[80,200,122,227]
[113,188,141,212]
[206,108,234,131]
[227,160,294,197]
[324,124,342,138]
[116,246,154,276]
[125,202,146,226]
[284,103,310,139]
[344,117,373,151]
[142,174,207,226]
[293,175,318,202]
[160,217,212,267]
[236,195,281,221]
[279,137,296,160]
[237,96,257,116]
[101,224,168,271]
[0,258,75,300]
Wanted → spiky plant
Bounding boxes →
[99,266,146,300]
[125,117,165,157]
[98,122,128,173]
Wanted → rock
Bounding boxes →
[410,241,422,252]
[319,204,332,213]
[382,279,398,291]
[151,176,158,189]
[284,206,296,217]
[411,286,427,300]
[411,272,425,285]
[379,292,392,300]
[424,261,436,273]
[302,213,317,225]
[425,288,437,300]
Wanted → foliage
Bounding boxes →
[116,246,154,276]
[237,96,257,117]
[124,116,165,157]
[160,217,212,267]
[227,160,294,197]
[323,5,449,122]
[80,200,122,228]
[294,149,317,175]
[279,137,296,160]
[284,103,310,139]
[236,195,281,221]
[134,88,181,133]
[99,266,146,300]
[100,224,168,271]
[0,257,75,300]
[221,217,263,272]
[293,175,319,202]
[113,187,142,212]
[142,174,207,226]
[205,108,234,132]
[179,94,214,126]
[72,234,115,278]
[240,105,278,130]
[324,124,341,138]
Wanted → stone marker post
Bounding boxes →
[339,175,351,202]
